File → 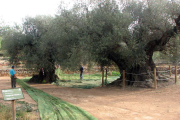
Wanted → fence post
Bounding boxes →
[12,85,16,120]
[12,100,16,120]
[123,70,125,89]
[154,68,157,89]
[102,69,104,87]
[175,66,177,84]
[105,68,107,85]
[169,65,171,77]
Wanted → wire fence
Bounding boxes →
[1,65,179,89]
[121,65,179,89]
[56,65,180,89]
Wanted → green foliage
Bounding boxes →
[153,34,180,65]
[1,16,58,82]
[1,0,180,77]
[53,0,180,70]
[163,34,180,65]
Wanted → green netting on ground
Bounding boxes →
[17,79,97,120]
[55,69,120,89]
[55,76,120,89]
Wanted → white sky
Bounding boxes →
[0,0,75,26]
[1,0,178,26]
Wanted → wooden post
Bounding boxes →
[123,70,125,89]
[175,66,177,84]
[102,69,104,87]
[105,68,107,85]
[11,85,16,120]
[12,100,16,120]
[169,65,171,77]
[154,68,157,89]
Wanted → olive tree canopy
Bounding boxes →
[2,0,180,85]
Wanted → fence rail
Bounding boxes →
[101,65,179,89]
[122,65,179,89]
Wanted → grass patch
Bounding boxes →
[111,71,121,76]
[55,69,120,89]
[72,84,100,89]
[0,103,12,120]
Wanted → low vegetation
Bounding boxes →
[0,103,12,120]
[55,68,120,89]
[0,101,38,120]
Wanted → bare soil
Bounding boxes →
[0,77,40,119]
[0,76,180,120]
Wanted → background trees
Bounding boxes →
[2,0,180,84]
[2,16,57,82]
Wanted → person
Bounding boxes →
[10,66,16,88]
[39,68,45,83]
[80,66,84,80]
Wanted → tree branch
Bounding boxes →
[145,15,180,55]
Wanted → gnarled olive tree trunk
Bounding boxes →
[109,15,180,86]
[29,62,57,83]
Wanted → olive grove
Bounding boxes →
[2,0,180,84]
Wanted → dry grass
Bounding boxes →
[0,104,12,120]
[0,103,39,120]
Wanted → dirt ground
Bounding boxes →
[0,76,180,120]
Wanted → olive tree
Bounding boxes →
[2,0,180,85]
[2,15,58,83]
[54,0,180,85]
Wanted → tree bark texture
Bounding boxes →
[109,15,180,86]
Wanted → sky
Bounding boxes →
[1,0,178,26]
[0,0,74,26]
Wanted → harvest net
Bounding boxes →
[17,79,97,120]
[55,68,120,89]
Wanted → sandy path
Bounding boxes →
[0,77,37,105]
[0,77,39,119]
[30,82,180,120]
[0,77,180,120]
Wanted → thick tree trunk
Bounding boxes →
[44,58,58,83]
[29,60,58,83]
[45,68,57,83]
[108,52,153,87]
[109,15,180,87]
[29,68,57,83]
